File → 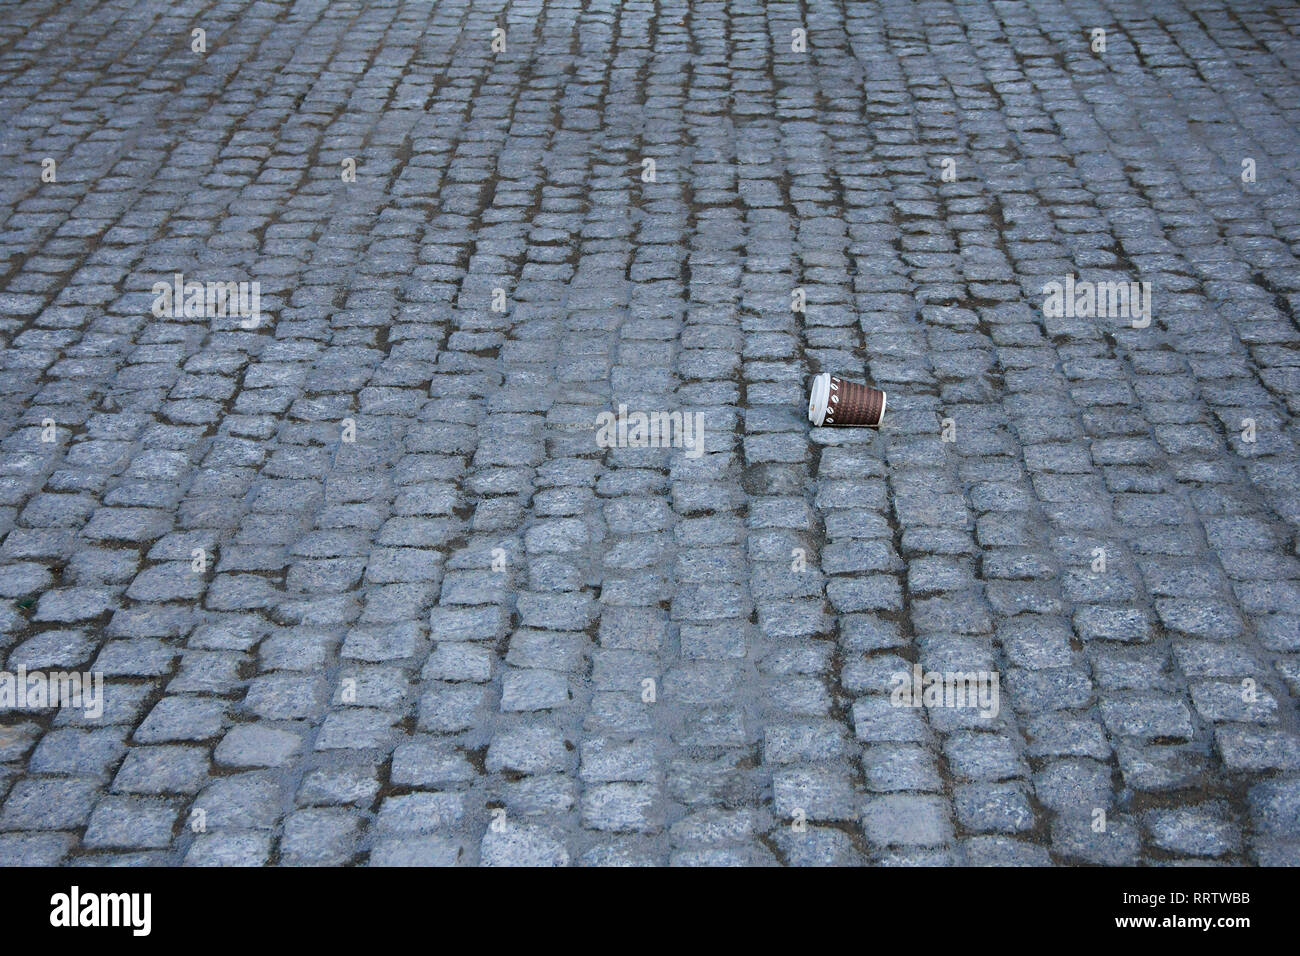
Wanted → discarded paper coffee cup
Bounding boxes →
[808,372,886,427]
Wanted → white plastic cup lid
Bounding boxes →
[808,372,831,426]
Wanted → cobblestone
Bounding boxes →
[0,0,1298,867]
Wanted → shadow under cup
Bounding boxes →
[808,372,887,427]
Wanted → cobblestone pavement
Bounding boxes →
[0,0,1298,867]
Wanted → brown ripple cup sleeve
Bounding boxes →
[807,372,887,427]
